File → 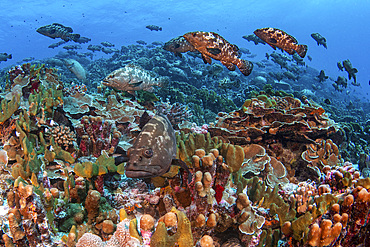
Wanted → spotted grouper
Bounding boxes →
[254,27,308,58]
[183,31,253,76]
[125,115,188,179]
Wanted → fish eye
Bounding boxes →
[175,44,180,48]
[142,148,153,158]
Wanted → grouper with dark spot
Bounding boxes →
[125,114,189,179]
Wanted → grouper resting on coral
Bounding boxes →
[123,114,191,181]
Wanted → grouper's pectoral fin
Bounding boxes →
[171,159,192,184]
[129,81,143,87]
[201,54,212,64]
[160,159,192,184]
[221,61,236,71]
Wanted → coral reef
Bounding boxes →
[0,41,369,247]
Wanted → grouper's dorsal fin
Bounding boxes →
[139,111,151,129]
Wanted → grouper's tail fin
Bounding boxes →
[296,44,308,58]
[237,59,253,76]
[69,33,81,42]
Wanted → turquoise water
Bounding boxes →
[0,0,369,98]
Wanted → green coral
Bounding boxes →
[258,228,280,247]
[11,117,42,180]
[233,174,296,226]
[28,84,63,117]
[176,131,222,167]
[291,193,337,242]
[74,151,115,178]
[0,93,20,123]
[219,142,244,172]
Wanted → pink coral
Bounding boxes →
[191,123,209,134]
[76,233,104,247]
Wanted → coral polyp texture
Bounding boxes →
[0,45,369,247]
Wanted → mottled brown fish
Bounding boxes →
[37,23,80,42]
[183,31,253,76]
[102,64,162,95]
[125,115,180,178]
[163,36,197,58]
[254,27,308,58]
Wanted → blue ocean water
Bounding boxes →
[0,0,369,99]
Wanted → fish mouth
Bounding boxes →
[125,165,163,178]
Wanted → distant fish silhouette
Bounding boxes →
[101,41,115,47]
[63,45,81,50]
[242,34,266,45]
[136,40,147,45]
[146,25,162,31]
[317,70,328,82]
[37,23,80,42]
[75,36,91,44]
[337,62,344,71]
[254,27,308,58]
[102,47,119,54]
[311,33,327,48]
[342,59,358,83]
[87,44,102,52]
[0,53,12,62]
[48,40,67,49]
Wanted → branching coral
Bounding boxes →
[46,124,76,150]
[75,116,121,157]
